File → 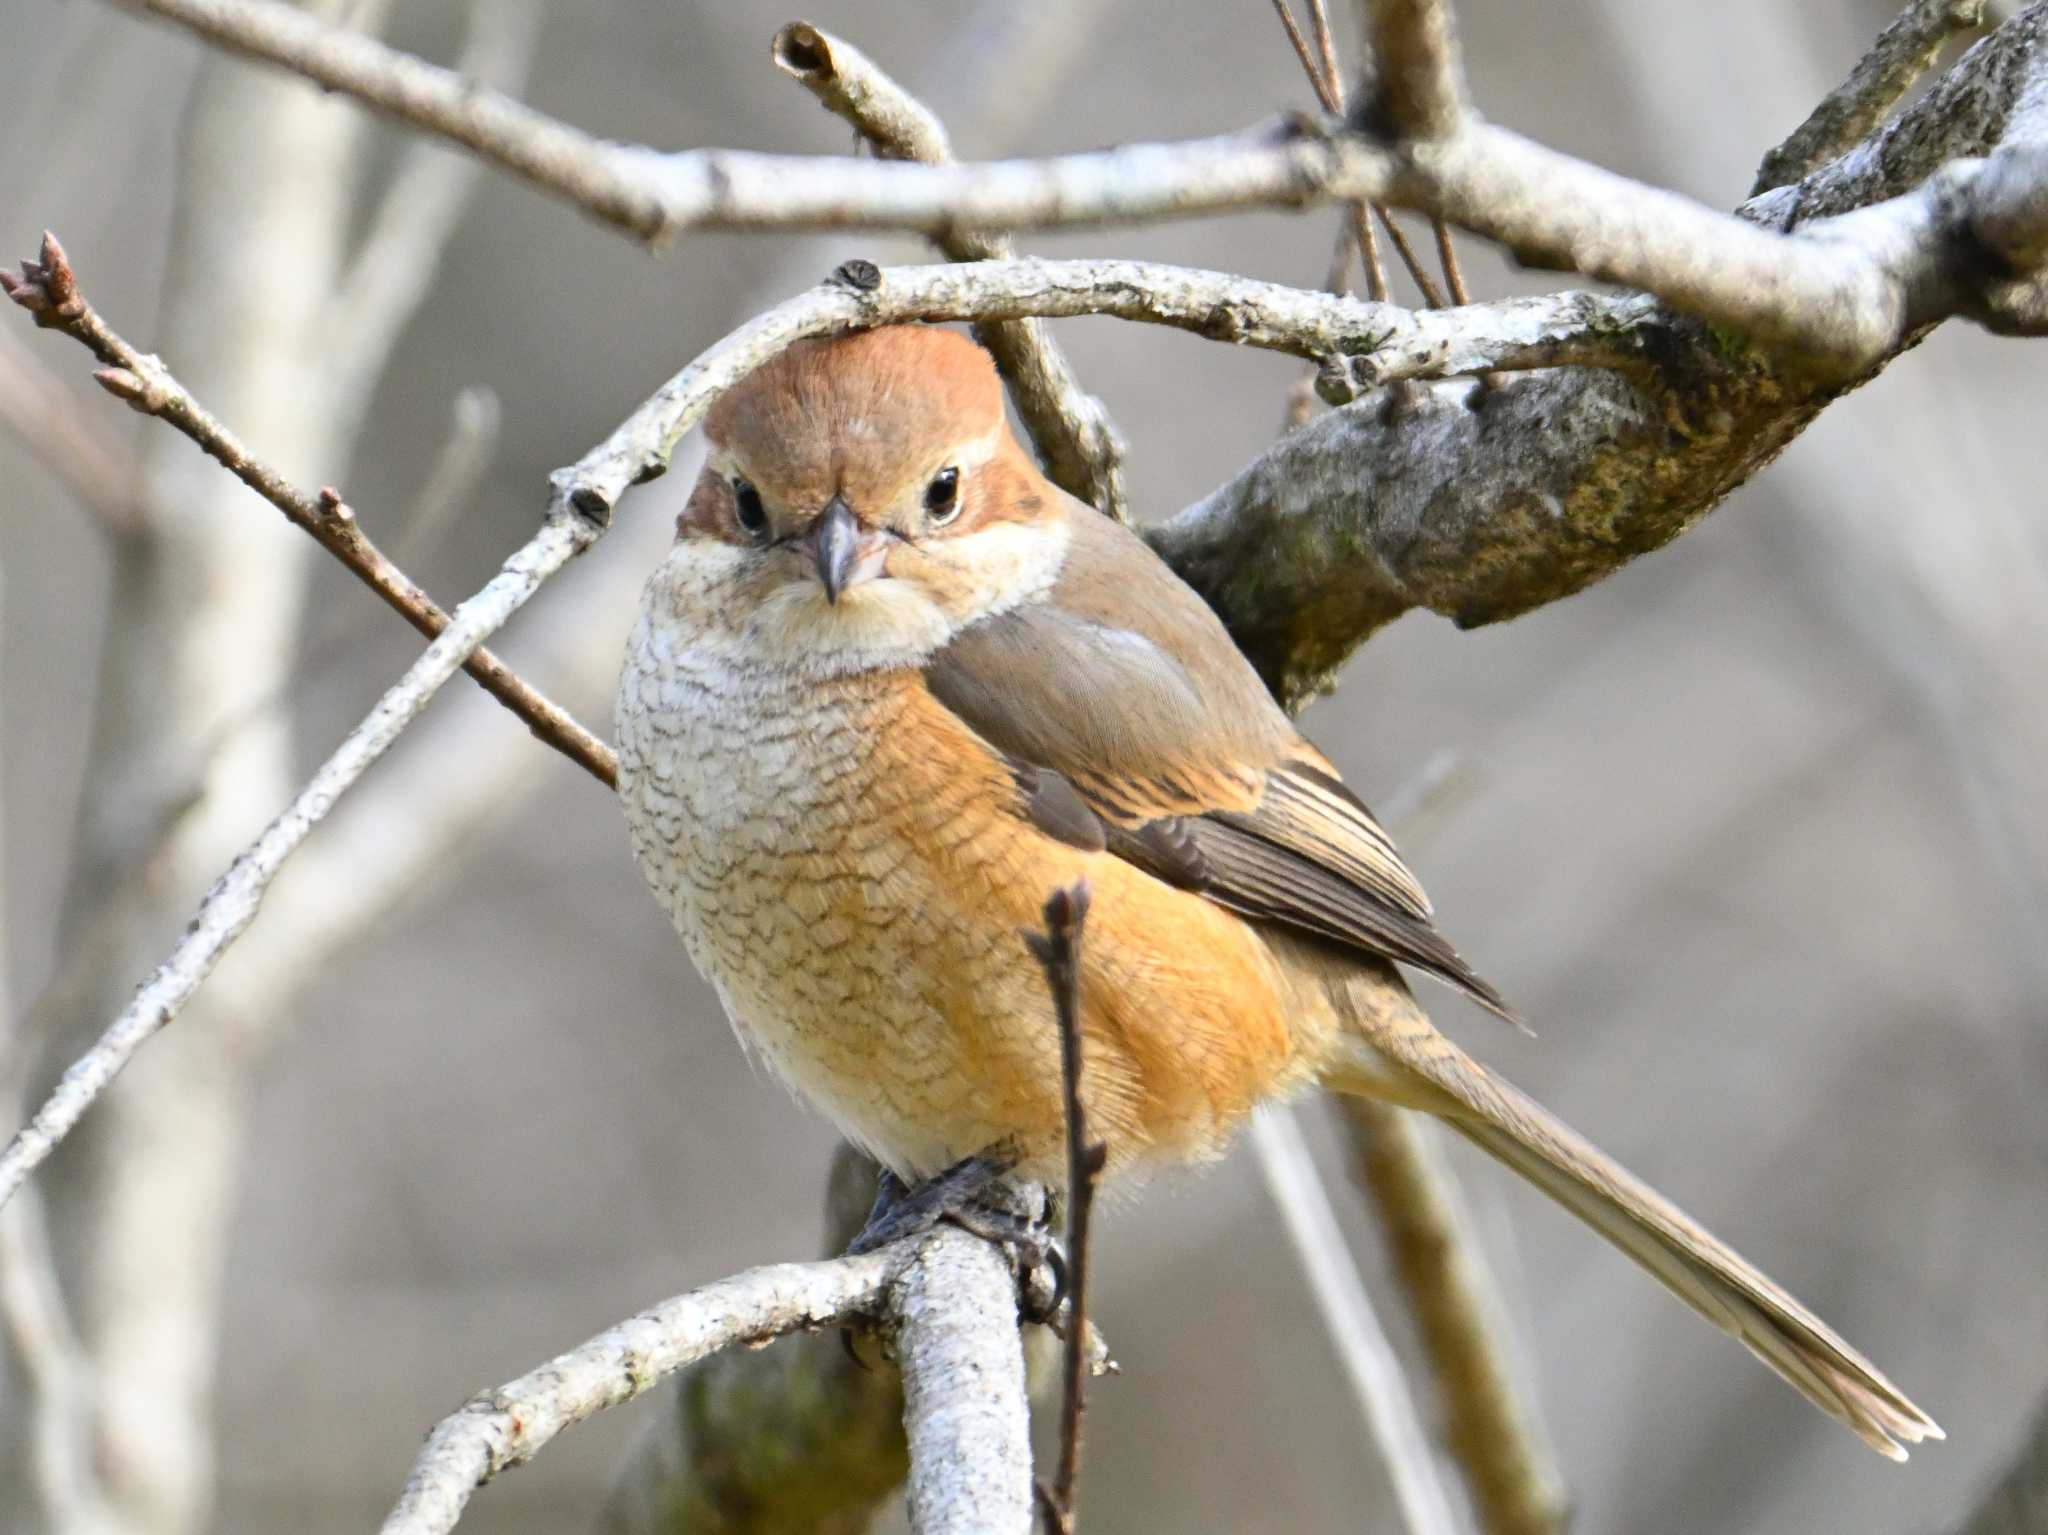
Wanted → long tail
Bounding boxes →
[1321,988,1942,1460]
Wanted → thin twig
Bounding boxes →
[1,232,618,787]
[1373,207,1450,308]
[1025,883,1107,1534]
[1307,0,1344,91]
[1271,2,1393,302]
[1272,0,1338,109]
[1753,0,1990,195]
[1432,216,1471,305]
[771,21,1129,520]
[0,510,595,1213]
[1250,1106,1461,1535]
[1338,1098,1567,1535]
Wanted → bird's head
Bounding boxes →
[654,325,1071,678]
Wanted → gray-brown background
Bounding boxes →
[2,1,2044,1531]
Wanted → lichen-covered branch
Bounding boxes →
[1152,5,2048,707]
[772,21,1130,521]
[1752,0,1988,195]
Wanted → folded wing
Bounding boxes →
[925,504,1513,1023]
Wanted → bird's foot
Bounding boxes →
[846,1155,1066,1323]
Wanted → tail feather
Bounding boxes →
[1450,1108,1938,1461]
[1324,1007,1942,1460]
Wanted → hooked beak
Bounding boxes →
[804,495,879,604]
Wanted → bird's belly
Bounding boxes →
[616,637,1066,1178]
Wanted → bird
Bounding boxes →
[614,322,1940,1461]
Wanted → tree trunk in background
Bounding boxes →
[42,35,362,1535]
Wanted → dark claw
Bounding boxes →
[844,1154,1005,1255]
[840,1155,1069,1324]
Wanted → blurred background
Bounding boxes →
[2,1,2044,1532]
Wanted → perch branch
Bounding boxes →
[894,1229,1036,1535]
[1338,1098,1566,1535]
[1025,883,1108,1534]
[0,509,596,1212]
[1753,0,1989,195]
[1,232,618,787]
[380,1247,911,1535]
[1250,1106,1460,1535]
[97,0,2048,368]
[772,21,1129,520]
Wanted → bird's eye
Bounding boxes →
[924,467,961,525]
[732,478,767,537]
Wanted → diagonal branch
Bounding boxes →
[1,232,618,786]
[1337,1099,1566,1535]
[771,22,1129,521]
[1753,0,1989,195]
[0,508,597,1212]
[1250,1105,1460,1535]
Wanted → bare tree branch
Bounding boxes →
[894,1229,1035,1535]
[1359,0,1469,139]
[1746,5,2047,228]
[1,232,618,787]
[0,508,596,1213]
[1153,6,2048,706]
[96,0,2048,370]
[771,21,1130,521]
[1337,1099,1566,1535]
[1754,0,1989,195]
[380,1247,910,1535]
[1250,1105,1460,1535]
[599,1144,911,1535]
